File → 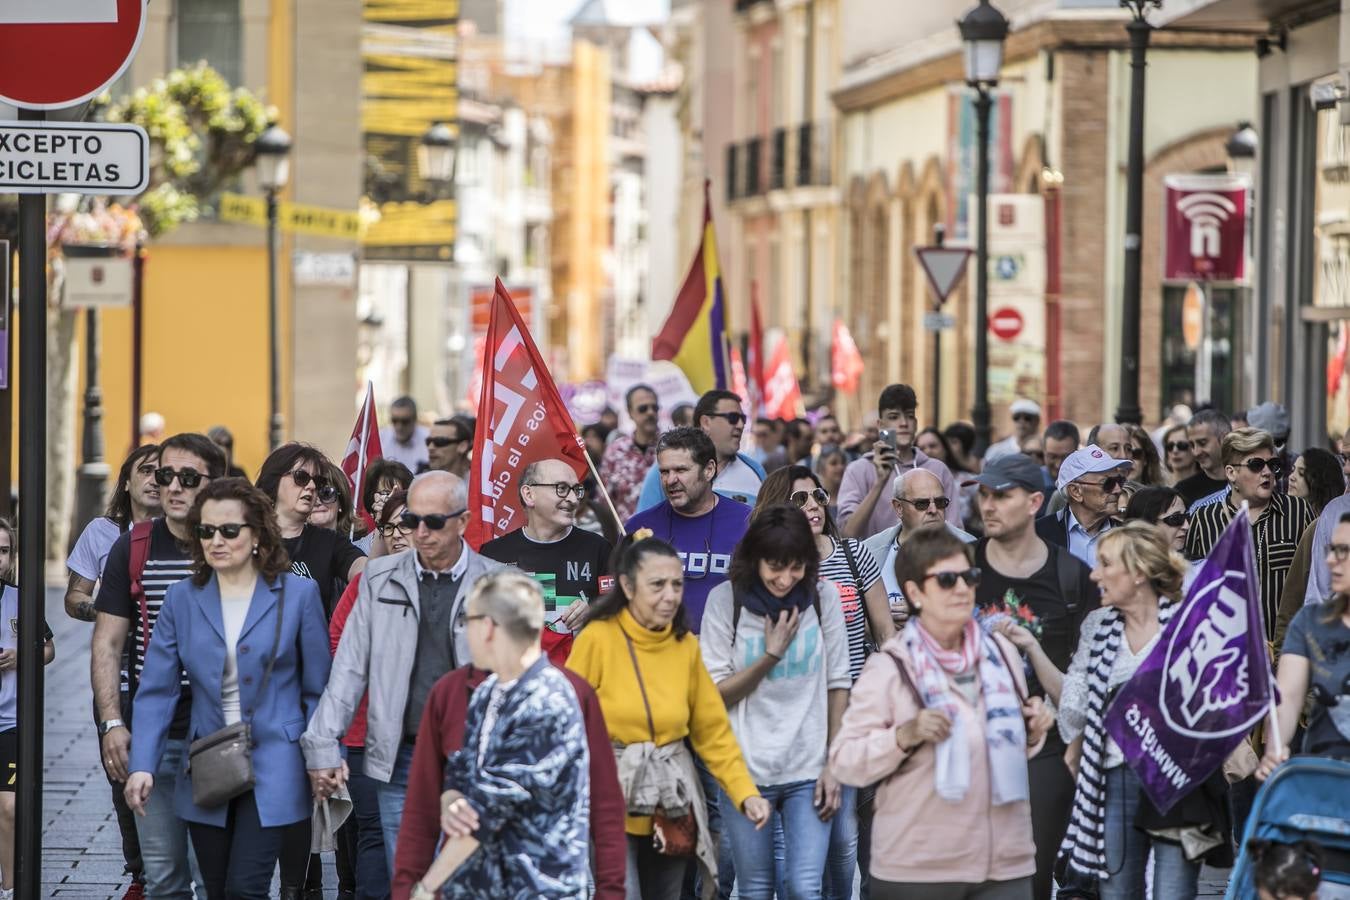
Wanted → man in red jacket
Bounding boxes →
[391,663,627,900]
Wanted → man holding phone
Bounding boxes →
[837,384,961,540]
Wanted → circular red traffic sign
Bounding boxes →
[0,0,147,110]
[989,306,1024,341]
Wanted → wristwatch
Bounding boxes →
[99,718,125,736]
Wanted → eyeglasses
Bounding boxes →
[706,411,747,427]
[426,435,464,448]
[898,496,952,512]
[790,488,830,508]
[1130,447,1146,460]
[1158,512,1189,528]
[1011,413,1037,423]
[154,466,207,489]
[526,482,586,500]
[315,485,339,505]
[633,403,659,415]
[379,520,413,538]
[1077,475,1126,494]
[286,469,332,493]
[923,567,982,590]
[1329,543,1350,563]
[391,416,414,427]
[1165,440,1192,453]
[399,509,467,531]
[1240,457,1284,476]
[195,523,249,540]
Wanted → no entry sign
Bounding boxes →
[989,306,1024,341]
[0,0,148,110]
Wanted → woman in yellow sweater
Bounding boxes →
[569,535,771,900]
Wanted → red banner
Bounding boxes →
[341,381,383,532]
[747,283,766,414]
[465,279,590,549]
[1164,174,1249,284]
[762,336,803,422]
[831,319,864,394]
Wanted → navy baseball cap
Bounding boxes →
[962,454,1045,493]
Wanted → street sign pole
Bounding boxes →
[914,228,972,429]
[14,107,47,900]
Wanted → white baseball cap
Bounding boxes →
[1056,444,1131,491]
[1010,398,1042,418]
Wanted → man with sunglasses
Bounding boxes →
[967,453,1097,899]
[480,458,612,630]
[837,383,961,540]
[302,470,507,868]
[1187,428,1312,641]
[425,417,471,479]
[1035,445,1130,568]
[634,390,767,513]
[380,395,430,473]
[599,383,661,521]
[92,432,226,899]
[984,398,1042,463]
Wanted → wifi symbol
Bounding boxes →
[1176,192,1238,259]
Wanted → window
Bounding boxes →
[176,0,242,87]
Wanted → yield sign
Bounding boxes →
[0,0,148,110]
[913,245,973,304]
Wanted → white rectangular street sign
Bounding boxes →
[923,312,956,332]
[0,0,117,24]
[0,121,149,195]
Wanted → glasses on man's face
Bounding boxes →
[923,567,982,590]
[1158,512,1189,528]
[527,481,586,500]
[196,523,249,540]
[426,435,462,448]
[899,496,952,512]
[1240,457,1284,476]
[1328,543,1350,564]
[790,488,830,509]
[707,411,746,427]
[1012,413,1037,424]
[1077,475,1126,494]
[1165,440,1192,453]
[633,403,659,415]
[154,466,206,489]
[400,509,466,532]
[391,417,414,428]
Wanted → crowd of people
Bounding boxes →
[0,385,1343,900]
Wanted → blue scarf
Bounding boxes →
[738,578,815,618]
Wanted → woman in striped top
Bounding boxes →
[754,465,892,900]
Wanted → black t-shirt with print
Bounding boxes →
[283,524,366,617]
[480,527,613,612]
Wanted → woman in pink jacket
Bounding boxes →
[828,525,1053,900]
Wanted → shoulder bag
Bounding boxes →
[621,627,698,857]
[188,581,286,808]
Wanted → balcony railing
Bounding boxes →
[770,127,788,191]
[796,120,832,187]
[745,135,764,197]
[726,143,740,202]
[726,122,832,202]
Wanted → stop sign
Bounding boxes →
[0,0,147,110]
[989,306,1024,341]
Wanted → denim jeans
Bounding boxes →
[1099,765,1199,900]
[684,758,734,900]
[134,737,208,899]
[347,747,390,900]
[374,741,416,875]
[824,786,858,900]
[722,779,831,900]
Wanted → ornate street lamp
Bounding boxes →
[1226,121,1258,178]
[254,124,292,451]
[418,122,456,189]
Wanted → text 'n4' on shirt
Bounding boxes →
[479,526,613,623]
[93,518,195,737]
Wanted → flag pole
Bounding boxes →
[581,441,627,537]
[350,382,373,542]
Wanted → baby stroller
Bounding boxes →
[1225,757,1350,899]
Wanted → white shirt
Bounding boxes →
[220,592,253,725]
[66,516,123,581]
[379,424,430,472]
[713,456,763,505]
[413,540,470,580]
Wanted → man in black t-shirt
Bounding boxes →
[965,453,1097,900]
[1176,408,1232,508]
[480,457,612,632]
[91,432,225,899]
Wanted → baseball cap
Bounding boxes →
[963,454,1045,493]
[1010,398,1042,418]
[1246,401,1290,440]
[1056,444,1131,491]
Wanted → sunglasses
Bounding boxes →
[899,496,952,512]
[315,485,339,505]
[426,435,464,448]
[1239,457,1284,476]
[527,481,586,500]
[1130,447,1146,460]
[1011,413,1037,423]
[1329,543,1350,563]
[706,412,747,427]
[195,523,248,540]
[1159,511,1189,528]
[154,466,207,489]
[1165,440,1192,453]
[923,567,982,590]
[1077,475,1126,494]
[391,416,414,427]
[379,520,412,538]
[399,509,467,531]
[790,488,830,508]
[287,469,332,493]
[633,403,659,415]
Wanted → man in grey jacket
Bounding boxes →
[301,470,506,870]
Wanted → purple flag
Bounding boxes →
[1103,503,1275,813]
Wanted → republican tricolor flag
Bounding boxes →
[652,180,729,395]
[341,382,383,533]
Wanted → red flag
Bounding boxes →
[1330,322,1349,398]
[730,345,750,409]
[465,279,591,549]
[831,319,864,394]
[747,282,766,414]
[341,381,384,533]
[762,336,803,421]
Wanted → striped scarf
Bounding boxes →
[1057,601,1177,881]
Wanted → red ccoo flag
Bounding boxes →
[465,279,592,549]
[341,381,383,534]
[762,336,804,422]
[831,318,864,395]
[747,282,766,414]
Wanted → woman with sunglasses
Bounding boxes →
[1123,486,1190,553]
[125,478,331,900]
[829,525,1052,899]
[1127,425,1166,487]
[1260,512,1350,780]
[1161,424,1199,486]
[699,504,851,900]
[753,466,893,900]
[355,458,414,555]
[1057,523,1230,900]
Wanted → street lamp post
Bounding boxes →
[255,124,292,452]
[1115,0,1160,426]
[958,0,1009,456]
[418,122,456,193]
[1226,121,1258,178]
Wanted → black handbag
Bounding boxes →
[187,582,285,809]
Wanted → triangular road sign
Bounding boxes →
[914,246,973,304]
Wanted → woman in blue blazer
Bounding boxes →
[126,478,331,900]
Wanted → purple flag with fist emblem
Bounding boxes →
[1104,504,1275,813]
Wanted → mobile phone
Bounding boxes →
[879,428,898,450]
